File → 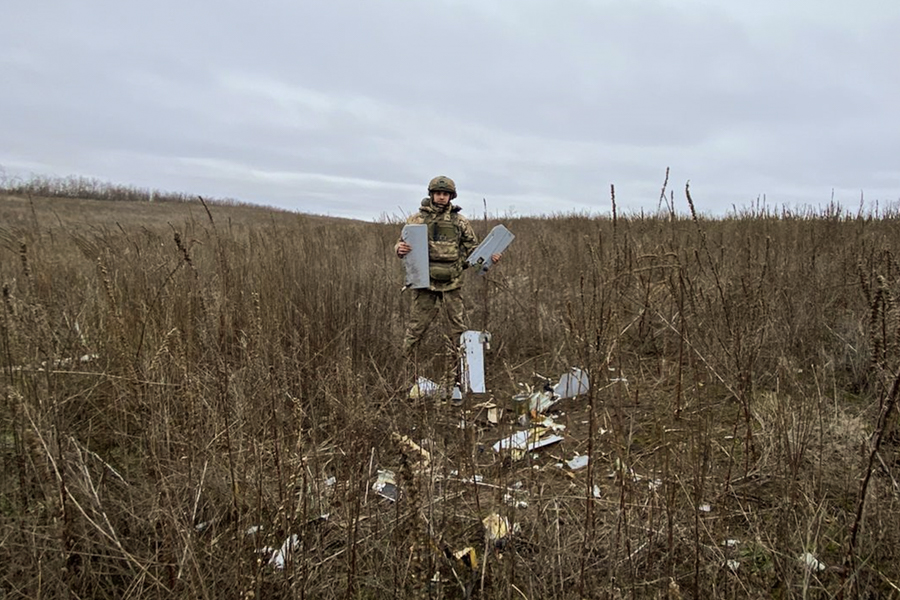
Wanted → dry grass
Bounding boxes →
[1,179,900,599]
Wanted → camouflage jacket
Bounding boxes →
[396,198,479,292]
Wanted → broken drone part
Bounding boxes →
[527,390,556,414]
[409,376,440,399]
[503,493,528,509]
[535,415,565,431]
[268,534,300,570]
[459,330,490,394]
[491,429,564,454]
[466,224,515,275]
[400,224,430,289]
[553,367,590,399]
[566,455,590,470]
[373,470,399,502]
[482,513,518,546]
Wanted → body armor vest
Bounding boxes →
[427,216,461,282]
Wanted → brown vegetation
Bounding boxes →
[1,179,900,599]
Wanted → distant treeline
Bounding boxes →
[0,169,254,207]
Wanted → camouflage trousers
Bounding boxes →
[403,288,468,355]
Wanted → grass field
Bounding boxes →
[1,179,899,599]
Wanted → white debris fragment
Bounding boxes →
[451,385,463,402]
[466,224,515,275]
[459,331,490,394]
[699,503,712,513]
[245,525,262,536]
[567,455,590,470]
[726,559,740,572]
[195,521,210,533]
[410,377,440,399]
[503,493,528,509]
[269,534,300,570]
[323,476,336,488]
[592,485,602,498]
[373,470,399,502]
[492,430,564,454]
[487,407,502,424]
[648,478,663,491]
[527,390,556,414]
[800,552,826,572]
[553,368,590,399]
[723,539,739,548]
[536,416,566,432]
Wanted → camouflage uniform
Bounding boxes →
[397,195,479,354]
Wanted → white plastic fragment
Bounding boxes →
[491,430,564,454]
[460,330,490,394]
[269,534,300,570]
[800,552,826,572]
[592,485,602,498]
[553,368,590,399]
[723,539,739,548]
[451,385,463,401]
[410,377,440,399]
[536,416,566,432]
[503,493,528,509]
[567,455,590,470]
[726,559,740,572]
[245,525,262,536]
[373,470,399,502]
[527,390,556,414]
[699,503,712,513]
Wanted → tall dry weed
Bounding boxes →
[1,187,899,598]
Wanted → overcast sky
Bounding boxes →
[2,0,898,220]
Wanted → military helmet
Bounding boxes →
[428,175,457,199]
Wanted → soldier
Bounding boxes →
[395,175,501,358]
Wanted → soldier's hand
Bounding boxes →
[491,253,502,264]
[397,241,412,257]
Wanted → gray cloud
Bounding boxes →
[1,0,897,219]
